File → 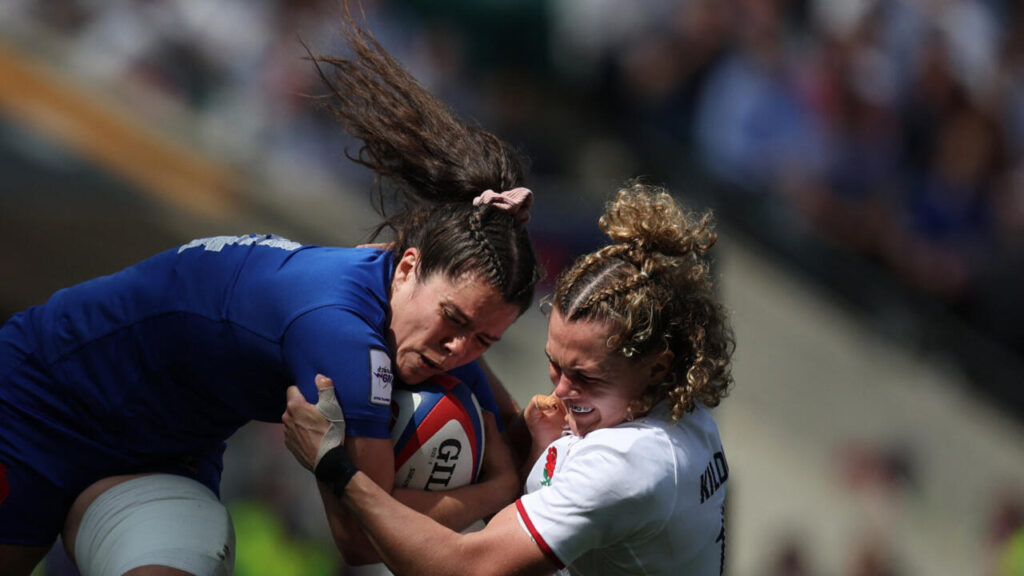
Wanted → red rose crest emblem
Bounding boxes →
[541,446,557,486]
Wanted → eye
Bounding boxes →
[546,358,560,376]
[442,307,466,325]
[574,372,595,385]
[572,369,607,388]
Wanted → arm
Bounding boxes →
[283,308,520,564]
[284,379,557,576]
[284,379,520,565]
[321,436,392,565]
[506,394,570,481]
[345,472,556,576]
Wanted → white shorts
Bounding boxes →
[74,474,235,576]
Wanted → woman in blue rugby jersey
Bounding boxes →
[0,5,539,575]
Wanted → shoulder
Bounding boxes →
[559,425,677,499]
[579,423,675,470]
[271,248,393,326]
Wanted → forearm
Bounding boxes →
[315,444,473,574]
[344,472,486,576]
[284,380,523,567]
[342,472,555,576]
[316,475,383,565]
[392,473,517,531]
[323,434,518,563]
[325,476,515,565]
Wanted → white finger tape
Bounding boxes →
[315,386,346,467]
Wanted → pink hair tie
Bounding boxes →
[473,187,533,224]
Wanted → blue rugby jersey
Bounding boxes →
[0,234,497,492]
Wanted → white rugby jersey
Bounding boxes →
[516,402,728,575]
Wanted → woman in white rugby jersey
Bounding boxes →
[284,181,736,575]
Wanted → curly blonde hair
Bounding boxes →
[551,181,735,420]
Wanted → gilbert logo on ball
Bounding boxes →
[390,374,485,491]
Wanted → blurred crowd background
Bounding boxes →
[1,0,1023,575]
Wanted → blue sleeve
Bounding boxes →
[448,362,502,431]
[282,307,394,439]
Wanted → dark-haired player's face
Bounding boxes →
[389,249,519,384]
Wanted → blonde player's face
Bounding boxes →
[388,248,520,384]
[544,309,666,437]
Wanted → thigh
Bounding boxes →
[67,473,235,576]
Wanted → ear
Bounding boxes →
[647,349,675,385]
[393,248,420,286]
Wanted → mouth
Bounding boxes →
[420,354,443,371]
[565,403,594,415]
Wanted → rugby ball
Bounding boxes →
[389,375,486,491]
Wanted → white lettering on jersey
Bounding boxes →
[177,235,302,254]
[369,348,393,406]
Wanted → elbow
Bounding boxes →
[500,481,520,509]
[335,541,380,566]
[327,528,380,566]
[494,468,522,505]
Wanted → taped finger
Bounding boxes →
[314,384,346,467]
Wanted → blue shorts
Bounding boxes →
[0,315,224,547]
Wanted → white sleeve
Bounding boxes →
[515,431,672,567]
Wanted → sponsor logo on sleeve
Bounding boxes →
[369,348,393,406]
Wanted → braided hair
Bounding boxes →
[550,181,735,420]
[309,3,539,313]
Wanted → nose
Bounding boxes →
[442,334,469,360]
[552,374,577,399]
